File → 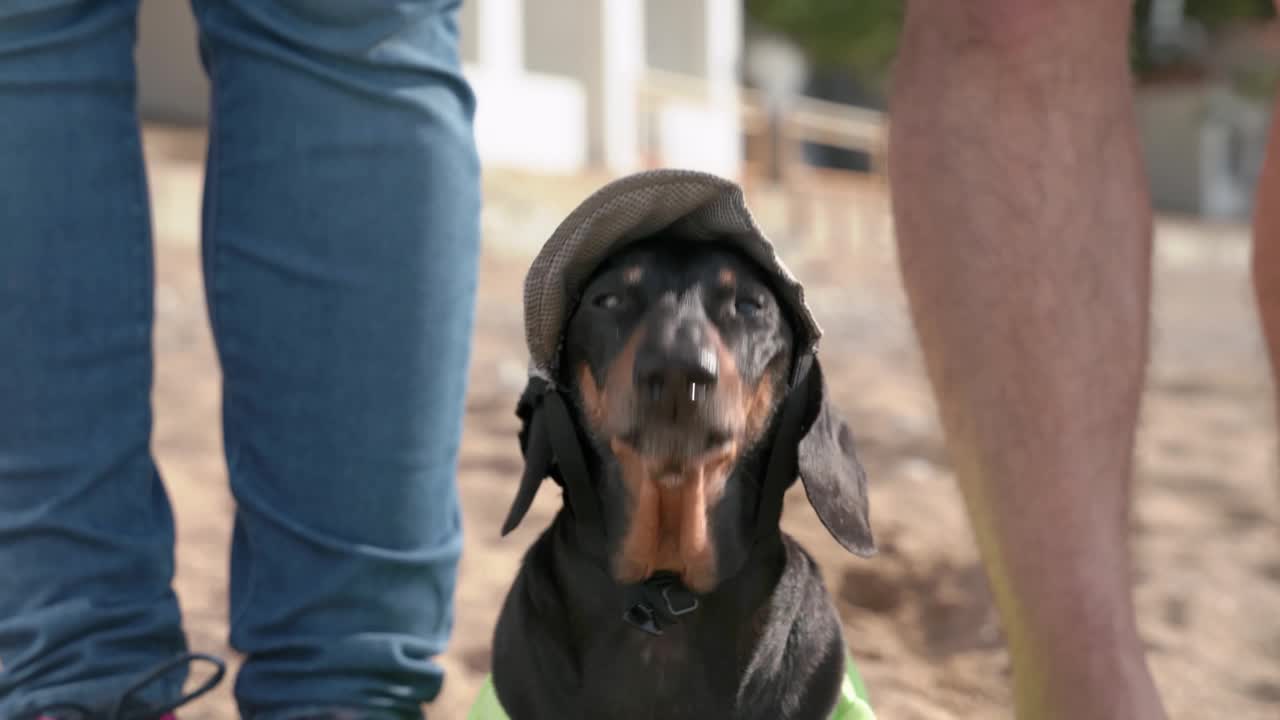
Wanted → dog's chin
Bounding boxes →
[606,431,737,593]
[615,425,737,481]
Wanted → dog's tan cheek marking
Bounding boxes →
[679,455,734,593]
[578,363,605,430]
[624,266,644,285]
[743,354,787,443]
[719,268,736,288]
[611,439,660,584]
[713,339,748,435]
[744,372,776,442]
[601,326,645,432]
[604,328,656,584]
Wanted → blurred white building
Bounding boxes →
[1134,1,1273,221]
[136,0,745,178]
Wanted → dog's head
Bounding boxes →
[503,230,874,594]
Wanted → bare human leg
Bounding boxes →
[887,2,1168,718]
[1252,31,1280,440]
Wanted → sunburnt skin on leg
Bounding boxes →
[888,2,1168,718]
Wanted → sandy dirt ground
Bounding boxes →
[137,126,1280,719]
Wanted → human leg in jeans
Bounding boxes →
[0,1,202,716]
[188,0,480,716]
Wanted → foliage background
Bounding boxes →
[744,0,1278,99]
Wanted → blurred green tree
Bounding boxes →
[1180,0,1274,30]
[744,0,901,94]
[1132,0,1275,75]
[745,0,1276,93]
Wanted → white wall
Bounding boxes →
[466,67,589,175]
[135,0,745,178]
[523,0,643,173]
[643,0,743,177]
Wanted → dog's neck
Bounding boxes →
[571,428,779,575]
[549,504,788,638]
[540,506,801,713]
[548,440,788,630]
[498,405,848,718]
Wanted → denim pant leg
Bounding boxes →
[188,1,480,715]
[0,1,189,715]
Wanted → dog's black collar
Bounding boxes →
[622,572,700,636]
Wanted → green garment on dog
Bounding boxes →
[466,654,876,720]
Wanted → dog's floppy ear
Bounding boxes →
[503,377,604,537]
[501,379,561,536]
[795,358,875,557]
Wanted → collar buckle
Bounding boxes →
[622,573,700,636]
[661,583,699,617]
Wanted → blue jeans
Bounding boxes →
[0,0,480,717]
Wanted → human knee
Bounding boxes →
[0,0,111,23]
[194,0,467,76]
[902,0,1130,57]
[224,0,460,31]
[0,0,133,42]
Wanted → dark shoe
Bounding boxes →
[25,653,226,720]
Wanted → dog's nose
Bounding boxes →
[634,319,719,400]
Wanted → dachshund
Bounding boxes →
[491,228,875,720]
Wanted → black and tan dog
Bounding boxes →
[491,171,875,720]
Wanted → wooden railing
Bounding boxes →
[637,68,893,250]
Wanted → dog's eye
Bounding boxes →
[735,295,765,317]
[593,292,624,311]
